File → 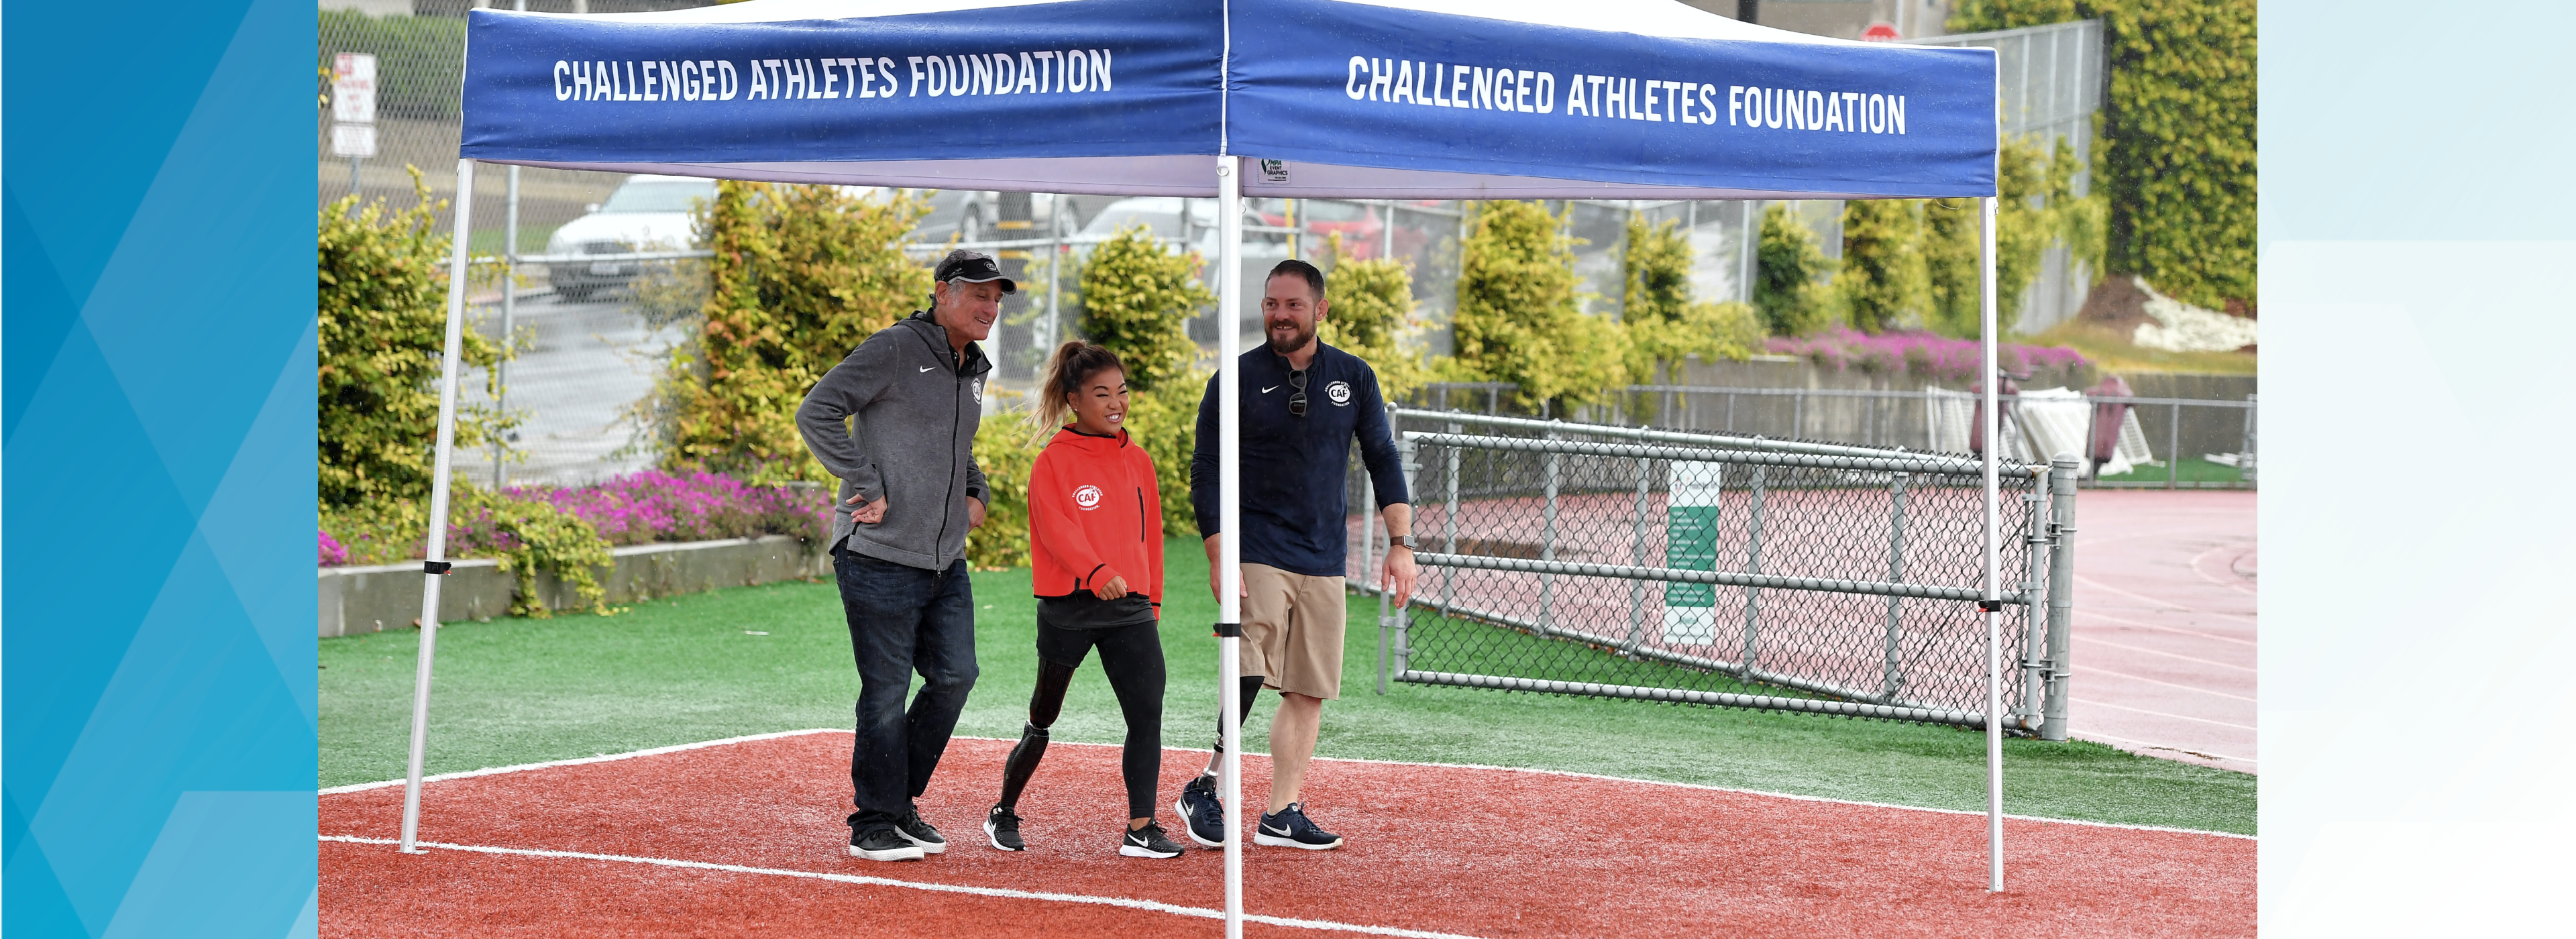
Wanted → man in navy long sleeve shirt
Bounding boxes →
[1173,259,1417,852]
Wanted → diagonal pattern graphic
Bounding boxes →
[4,0,319,936]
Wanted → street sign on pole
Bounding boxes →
[332,53,377,123]
[1862,21,1902,42]
[332,52,378,192]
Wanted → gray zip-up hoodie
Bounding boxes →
[796,310,991,571]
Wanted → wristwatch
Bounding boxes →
[1388,535,1417,551]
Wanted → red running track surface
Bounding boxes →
[323,733,2251,938]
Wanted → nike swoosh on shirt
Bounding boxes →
[1261,385,1281,393]
[919,366,937,373]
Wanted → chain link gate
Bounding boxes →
[1354,409,2076,734]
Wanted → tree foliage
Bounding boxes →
[1319,233,1430,401]
[655,181,930,484]
[1075,225,1212,535]
[1951,0,2255,309]
[1076,225,1211,393]
[317,167,504,508]
[1753,204,1835,337]
[1446,200,1630,412]
[1620,214,1761,382]
[1837,198,1928,334]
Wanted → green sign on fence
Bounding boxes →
[1662,461,1723,645]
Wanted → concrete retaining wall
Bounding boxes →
[318,535,831,638]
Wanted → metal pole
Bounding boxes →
[1440,425,1460,617]
[2043,455,2078,741]
[1738,465,1766,680]
[400,158,479,854]
[496,160,520,490]
[2242,394,2257,486]
[2167,401,2182,490]
[1791,389,1803,439]
[1881,473,1909,699]
[1539,435,1559,630]
[2018,471,2049,729]
[1978,192,2004,893]
[1215,154,1244,939]
[1627,453,1650,654]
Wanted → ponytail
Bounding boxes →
[1026,341,1127,443]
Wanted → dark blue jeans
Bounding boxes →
[835,550,978,834]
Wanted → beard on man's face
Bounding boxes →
[1265,315,1315,357]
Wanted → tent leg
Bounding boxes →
[1215,155,1245,939]
[400,158,478,855]
[1978,194,2003,893]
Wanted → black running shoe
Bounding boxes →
[895,806,947,854]
[985,805,1026,852]
[1120,822,1185,859]
[1253,802,1343,850]
[1175,775,1226,848]
[848,826,926,862]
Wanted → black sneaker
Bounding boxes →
[985,805,1026,852]
[848,826,926,862]
[895,806,947,854]
[1175,775,1226,848]
[1119,822,1185,859]
[1253,802,1343,850]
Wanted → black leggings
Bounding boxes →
[999,617,1165,820]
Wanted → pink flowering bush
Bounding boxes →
[1765,328,2088,383]
[510,470,830,547]
[319,530,350,567]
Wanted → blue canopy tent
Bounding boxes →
[408,0,2010,914]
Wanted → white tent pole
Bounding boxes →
[401,157,478,854]
[1978,192,2002,893]
[1216,154,1246,939]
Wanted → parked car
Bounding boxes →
[544,174,716,301]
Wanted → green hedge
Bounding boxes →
[1950,0,2256,309]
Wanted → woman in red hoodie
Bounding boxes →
[983,341,1182,859]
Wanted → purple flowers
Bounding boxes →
[319,529,349,567]
[506,470,832,547]
[1766,328,2088,382]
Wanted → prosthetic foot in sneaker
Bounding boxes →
[985,805,1026,852]
[1120,822,1185,859]
[1253,802,1343,850]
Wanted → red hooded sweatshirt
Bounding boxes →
[1028,426,1163,614]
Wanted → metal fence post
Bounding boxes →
[1791,390,1804,439]
[2017,470,2049,730]
[1882,472,1909,700]
[1439,424,1461,618]
[1627,453,1652,655]
[1539,430,1560,630]
[2167,401,2182,490]
[1739,464,1767,679]
[2043,455,2079,740]
[2242,393,2258,485]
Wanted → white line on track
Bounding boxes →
[2075,612,2256,647]
[2075,665,2257,703]
[2076,575,2257,624]
[2188,543,2259,598]
[2072,698,2258,731]
[320,834,1487,938]
[2076,730,2257,767]
[324,730,2254,840]
[2073,634,2256,673]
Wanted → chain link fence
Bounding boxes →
[1348,409,2076,732]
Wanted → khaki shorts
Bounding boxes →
[1240,563,1346,700]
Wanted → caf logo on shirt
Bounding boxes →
[1326,380,1352,406]
[1073,484,1103,510]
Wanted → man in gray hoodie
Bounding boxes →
[797,250,1008,863]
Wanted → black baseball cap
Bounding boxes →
[934,250,1018,294]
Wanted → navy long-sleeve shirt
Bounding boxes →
[1191,342,1408,578]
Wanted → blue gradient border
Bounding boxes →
[4,1,319,936]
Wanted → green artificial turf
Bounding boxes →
[321,537,2253,835]
[2095,455,2249,486]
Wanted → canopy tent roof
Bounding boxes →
[460,0,1996,200]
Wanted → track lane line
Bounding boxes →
[2076,575,2257,624]
[2074,612,2255,647]
[2072,634,2256,673]
[2188,544,2259,598]
[327,733,2254,840]
[322,834,1487,938]
[2072,698,2257,731]
[2074,665,2257,702]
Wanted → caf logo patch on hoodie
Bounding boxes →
[1073,484,1103,510]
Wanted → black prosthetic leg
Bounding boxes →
[998,659,1077,810]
